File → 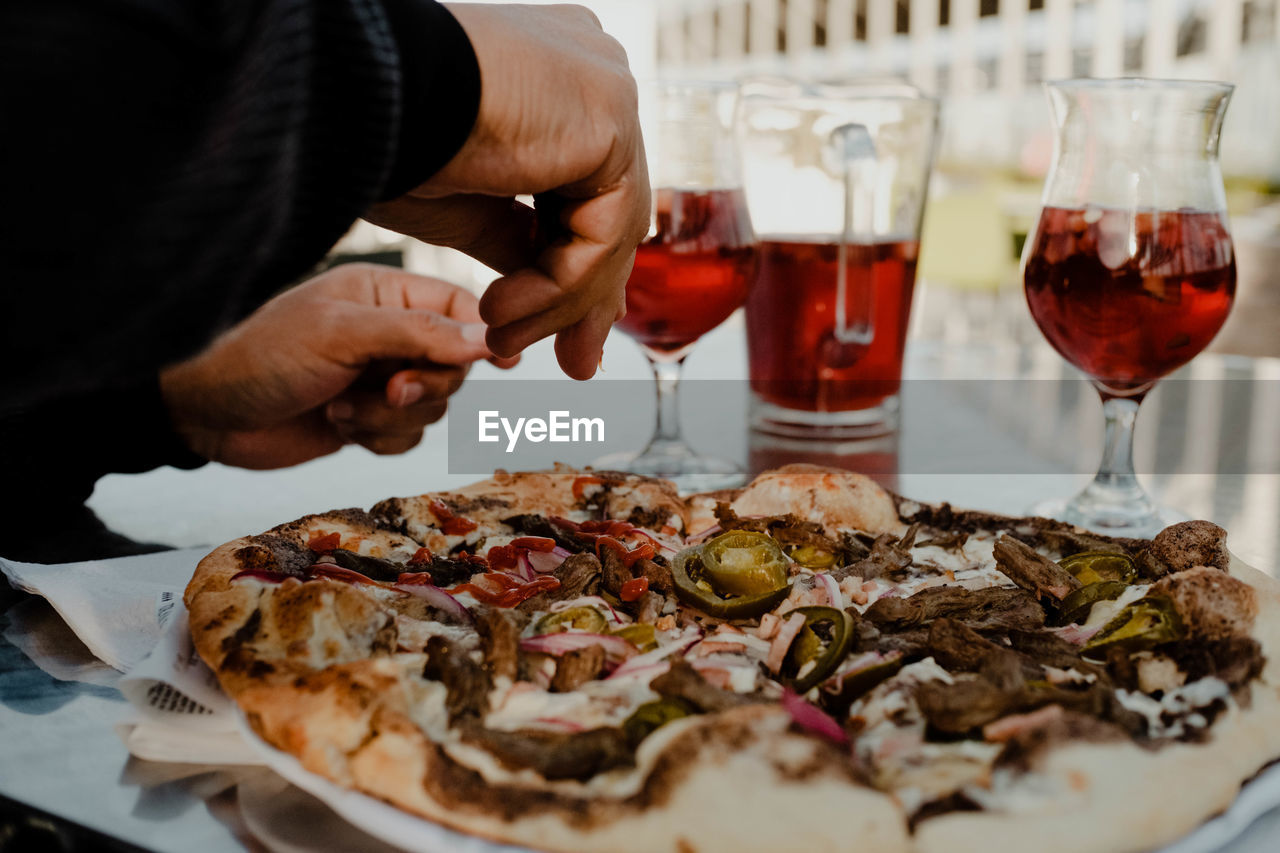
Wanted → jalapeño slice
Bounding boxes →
[1082,596,1184,655]
[611,623,657,651]
[1059,551,1137,586]
[533,606,608,635]
[672,547,791,620]
[622,697,696,747]
[1055,580,1130,626]
[786,545,838,569]
[781,606,854,693]
[700,531,790,596]
[826,655,905,708]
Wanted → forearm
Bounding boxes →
[1,0,481,411]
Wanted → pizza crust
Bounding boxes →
[727,464,903,536]
[252,686,912,853]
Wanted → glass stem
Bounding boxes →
[648,355,687,448]
[1093,395,1142,496]
[1066,393,1159,529]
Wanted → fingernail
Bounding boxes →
[328,401,354,421]
[462,323,488,345]
[397,381,426,408]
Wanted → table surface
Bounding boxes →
[3,329,1279,852]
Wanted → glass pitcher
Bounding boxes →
[738,80,939,438]
[1022,78,1236,534]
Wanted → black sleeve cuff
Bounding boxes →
[108,373,209,475]
[1,374,207,515]
[378,0,481,199]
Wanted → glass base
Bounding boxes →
[749,394,900,439]
[592,445,745,493]
[1028,496,1189,539]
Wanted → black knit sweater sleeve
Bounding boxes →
[0,0,480,557]
[0,0,480,408]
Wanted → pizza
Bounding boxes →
[185,464,1280,853]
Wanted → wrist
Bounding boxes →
[159,362,221,462]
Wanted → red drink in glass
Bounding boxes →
[1023,206,1235,394]
[617,187,755,355]
[745,237,919,412]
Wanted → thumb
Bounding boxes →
[328,304,495,367]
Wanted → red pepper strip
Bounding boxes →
[450,583,507,606]
[572,476,604,501]
[595,537,656,569]
[483,571,523,591]
[307,532,341,553]
[579,519,634,537]
[443,517,477,535]
[408,547,434,565]
[620,577,649,602]
[487,544,519,571]
[397,571,434,585]
[429,499,478,535]
[510,536,557,552]
[495,576,561,607]
[452,575,560,608]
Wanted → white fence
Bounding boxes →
[653,0,1280,178]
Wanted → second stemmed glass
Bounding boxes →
[1023,78,1236,535]
[603,81,756,490]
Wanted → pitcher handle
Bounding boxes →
[829,123,877,347]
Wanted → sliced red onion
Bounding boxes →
[686,524,721,545]
[781,687,848,745]
[532,717,586,732]
[513,553,536,583]
[394,582,472,623]
[230,569,292,584]
[816,572,842,609]
[606,627,702,680]
[525,547,569,574]
[702,630,772,655]
[647,536,680,555]
[822,650,899,691]
[519,632,636,660]
[549,596,623,623]
[604,661,672,683]
[1047,622,1103,645]
[308,564,380,585]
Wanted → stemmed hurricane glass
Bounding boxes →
[1023,78,1236,535]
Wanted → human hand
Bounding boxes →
[159,264,515,469]
[364,3,649,381]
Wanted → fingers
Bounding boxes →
[479,178,645,374]
[383,367,466,408]
[555,300,619,381]
[326,370,455,455]
[325,303,492,368]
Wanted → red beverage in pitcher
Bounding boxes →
[746,238,919,412]
[617,188,755,354]
[1023,207,1235,393]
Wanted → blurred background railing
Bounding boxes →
[338,0,1280,358]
